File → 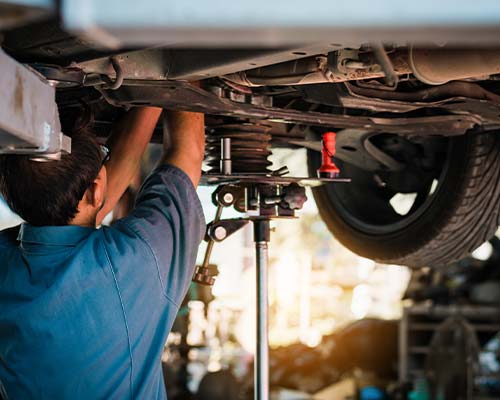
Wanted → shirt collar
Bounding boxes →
[17,223,96,247]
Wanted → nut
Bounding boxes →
[223,192,234,204]
[213,226,227,241]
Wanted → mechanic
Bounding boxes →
[0,107,206,399]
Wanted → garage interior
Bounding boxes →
[2,1,500,400]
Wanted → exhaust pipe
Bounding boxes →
[223,47,500,87]
[409,47,500,85]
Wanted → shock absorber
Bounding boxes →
[205,122,273,174]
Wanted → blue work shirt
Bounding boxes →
[0,164,205,399]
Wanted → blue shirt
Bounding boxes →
[0,164,205,399]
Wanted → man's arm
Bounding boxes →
[96,107,162,225]
[160,111,205,187]
[103,110,206,305]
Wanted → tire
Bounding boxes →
[307,131,500,267]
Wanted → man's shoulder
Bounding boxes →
[0,224,21,248]
[99,221,151,258]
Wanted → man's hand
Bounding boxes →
[96,107,162,225]
[161,111,205,187]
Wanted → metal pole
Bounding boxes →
[253,219,270,400]
[220,137,232,175]
[201,205,223,268]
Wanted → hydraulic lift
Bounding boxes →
[0,49,70,159]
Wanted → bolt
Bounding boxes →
[374,174,387,188]
[223,192,234,204]
[213,226,227,241]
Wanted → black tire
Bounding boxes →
[307,131,500,267]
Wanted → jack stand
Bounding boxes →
[194,129,349,399]
[254,219,270,400]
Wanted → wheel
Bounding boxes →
[307,131,500,267]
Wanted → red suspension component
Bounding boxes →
[317,132,340,178]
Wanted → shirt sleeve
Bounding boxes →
[106,164,206,306]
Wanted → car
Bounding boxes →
[2,2,500,268]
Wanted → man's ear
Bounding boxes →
[84,167,107,208]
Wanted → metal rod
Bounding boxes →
[201,240,215,269]
[371,42,398,88]
[201,205,224,268]
[220,137,232,175]
[253,220,270,400]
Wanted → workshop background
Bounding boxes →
[3,147,500,400]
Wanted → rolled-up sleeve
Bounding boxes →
[106,164,205,306]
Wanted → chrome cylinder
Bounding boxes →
[254,220,270,400]
[220,137,232,175]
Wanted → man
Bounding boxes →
[0,107,206,399]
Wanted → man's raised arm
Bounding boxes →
[161,111,205,187]
[96,107,162,225]
[105,110,206,305]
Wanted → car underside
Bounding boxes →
[2,11,500,268]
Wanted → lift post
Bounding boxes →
[254,219,270,400]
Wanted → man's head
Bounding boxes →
[0,131,108,227]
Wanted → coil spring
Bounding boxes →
[206,123,273,174]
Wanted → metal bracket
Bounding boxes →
[207,218,250,242]
[0,49,71,158]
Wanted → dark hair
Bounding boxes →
[0,121,102,226]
